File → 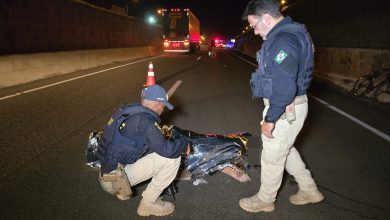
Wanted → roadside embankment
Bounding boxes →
[0,47,161,89]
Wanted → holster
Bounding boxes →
[263,95,308,123]
[285,102,296,123]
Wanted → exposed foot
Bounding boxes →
[222,166,251,182]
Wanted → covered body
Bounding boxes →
[161,126,250,178]
[87,125,250,178]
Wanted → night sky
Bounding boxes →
[122,0,251,40]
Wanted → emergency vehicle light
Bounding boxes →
[164,40,189,48]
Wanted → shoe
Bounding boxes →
[239,194,275,213]
[101,164,132,201]
[137,198,175,217]
[113,164,132,200]
[289,189,324,205]
[99,176,115,195]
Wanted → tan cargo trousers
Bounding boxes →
[125,152,181,202]
[100,152,181,203]
[258,100,319,203]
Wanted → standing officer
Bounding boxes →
[240,0,324,213]
[97,84,190,217]
[209,39,217,57]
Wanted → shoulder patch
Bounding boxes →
[274,50,288,64]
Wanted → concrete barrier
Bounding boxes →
[0,47,161,89]
[314,47,390,91]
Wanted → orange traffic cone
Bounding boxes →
[144,61,156,86]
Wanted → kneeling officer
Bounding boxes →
[96,84,189,217]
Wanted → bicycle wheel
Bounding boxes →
[352,76,371,96]
[374,79,390,103]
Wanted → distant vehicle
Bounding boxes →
[213,38,224,48]
[226,40,235,49]
[162,8,201,53]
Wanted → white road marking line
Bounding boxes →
[235,54,258,67]
[310,95,390,142]
[231,52,390,142]
[0,56,164,101]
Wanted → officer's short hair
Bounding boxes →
[242,0,282,20]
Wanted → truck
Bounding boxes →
[161,8,201,53]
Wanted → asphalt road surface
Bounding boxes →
[0,49,389,220]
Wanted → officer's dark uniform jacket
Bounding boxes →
[250,16,314,123]
[97,103,189,174]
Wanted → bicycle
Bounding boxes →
[351,68,390,102]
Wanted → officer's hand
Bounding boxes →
[185,144,191,156]
[261,122,274,138]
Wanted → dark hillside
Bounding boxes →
[284,0,390,49]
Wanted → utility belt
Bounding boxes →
[263,95,308,123]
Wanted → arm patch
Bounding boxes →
[278,52,298,73]
[269,32,300,73]
[274,50,288,64]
